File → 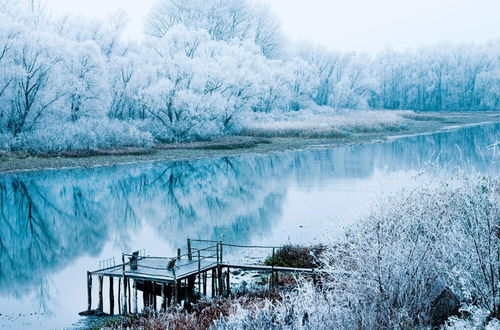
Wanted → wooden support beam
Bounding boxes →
[167,284,172,307]
[211,269,216,298]
[203,271,207,296]
[175,280,181,304]
[87,272,92,311]
[197,250,201,292]
[122,276,128,314]
[109,277,114,315]
[98,276,103,312]
[187,275,196,302]
[128,278,131,314]
[226,268,231,297]
[143,281,148,309]
[133,280,138,314]
[118,278,121,314]
[218,267,223,296]
[153,283,157,311]
[161,283,166,311]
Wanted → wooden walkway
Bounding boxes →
[84,239,317,315]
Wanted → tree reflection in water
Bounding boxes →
[0,123,497,308]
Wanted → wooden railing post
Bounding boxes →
[220,242,223,263]
[187,239,192,260]
[226,267,231,297]
[197,250,201,292]
[272,248,276,289]
[87,272,92,311]
[122,254,128,314]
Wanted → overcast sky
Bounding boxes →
[45,0,500,53]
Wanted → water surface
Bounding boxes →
[0,123,498,329]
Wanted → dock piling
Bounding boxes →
[98,276,103,312]
[109,277,114,315]
[133,280,138,314]
[86,272,92,311]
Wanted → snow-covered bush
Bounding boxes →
[218,174,500,329]
[443,306,500,330]
[11,118,153,154]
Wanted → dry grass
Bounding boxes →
[104,291,282,330]
[240,109,410,138]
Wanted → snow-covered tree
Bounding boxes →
[147,0,284,58]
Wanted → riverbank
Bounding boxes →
[90,174,500,330]
[1,111,498,174]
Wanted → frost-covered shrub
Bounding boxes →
[218,174,500,329]
[443,306,500,330]
[0,133,12,152]
[239,107,410,138]
[11,118,153,154]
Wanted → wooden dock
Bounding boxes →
[84,239,317,315]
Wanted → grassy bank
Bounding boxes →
[0,111,498,174]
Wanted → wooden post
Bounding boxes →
[197,250,201,292]
[217,242,223,296]
[177,248,181,260]
[167,284,173,307]
[203,271,207,296]
[175,280,181,304]
[143,281,148,309]
[187,239,192,260]
[161,283,166,311]
[87,272,92,311]
[153,282,157,311]
[211,269,216,298]
[272,248,275,290]
[133,280,138,314]
[173,270,179,304]
[128,278,131,314]
[218,267,223,296]
[98,276,103,312]
[122,276,128,314]
[219,242,223,263]
[109,277,114,315]
[187,275,196,302]
[122,254,128,314]
[118,278,121,314]
[226,268,231,297]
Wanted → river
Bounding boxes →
[0,123,498,329]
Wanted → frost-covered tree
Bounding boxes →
[370,41,500,111]
[297,44,374,109]
[147,0,284,58]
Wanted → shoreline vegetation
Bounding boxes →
[1,111,499,174]
[91,173,499,330]
[1,1,499,173]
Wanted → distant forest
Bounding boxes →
[0,0,498,150]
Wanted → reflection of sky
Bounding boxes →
[0,123,498,329]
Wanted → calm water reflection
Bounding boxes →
[0,123,498,329]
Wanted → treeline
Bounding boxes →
[0,0,498,151]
